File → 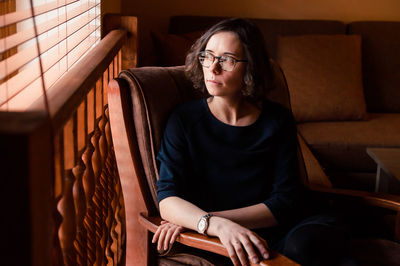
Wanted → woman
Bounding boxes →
[152,18,354,266]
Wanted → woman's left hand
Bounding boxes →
[208,216,270,266]
[152,220,186,252]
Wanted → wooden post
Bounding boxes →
[0,112,53,266]
[102,15,138,70]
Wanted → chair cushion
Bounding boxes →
[298,113,400,172]
[277,34,367,122]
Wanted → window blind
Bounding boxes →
[0,0,100,111]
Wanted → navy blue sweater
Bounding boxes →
[156,98,301,225]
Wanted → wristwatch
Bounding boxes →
[197,213,213,235]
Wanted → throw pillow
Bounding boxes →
[277,34,367,122]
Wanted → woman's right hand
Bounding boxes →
[152,220,185,252]
[209,216,270,266]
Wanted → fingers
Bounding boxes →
[151,225,162,244]
[223,232,270,266]
[248,233,270,260]
[239,237,259,264]
[151,221,183,252]
[225,244,241,266]
[170,226,182,244]
[232,240,249,266]
[157,224,168,251]
[162,226,173,250]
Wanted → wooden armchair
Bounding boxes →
[107,61,299,265]
[108,62,400,265]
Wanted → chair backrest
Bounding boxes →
[114,60,299,215]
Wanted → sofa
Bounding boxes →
[145,16,400,192]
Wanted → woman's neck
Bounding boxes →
[207,96,261,126]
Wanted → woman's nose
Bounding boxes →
[209,59,222,74]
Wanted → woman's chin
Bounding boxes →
[206,85,224,96]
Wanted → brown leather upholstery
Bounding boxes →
[118,66,202,207]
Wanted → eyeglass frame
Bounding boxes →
[198,51,248,71]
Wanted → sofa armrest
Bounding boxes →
[138,213,299,266]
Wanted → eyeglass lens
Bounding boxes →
[199,52,236,71]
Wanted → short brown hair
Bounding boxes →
[185,18,273,102]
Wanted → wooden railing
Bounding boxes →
[0,16,137,266]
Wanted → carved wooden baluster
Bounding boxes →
[96,117,109,264]
[106,156,117,265]
[52,195,64,266]
[72,161,87,265]
[82,88,98,265]
[116,173,126,263]
[114,176,125,264]
[58,170,77,266]
[100,73,116,265]
[92,97,106,265]
[73,102,88,265]
[53,133,65,266]
[104,107,120,265]
[95,76,110,264]
[58,119,77,266]
[109,159,124,265]
[82,132,96,265]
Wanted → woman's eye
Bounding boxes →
[223,56,235,65]
[205,53,214,60]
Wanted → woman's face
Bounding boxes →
[202,31,247,99]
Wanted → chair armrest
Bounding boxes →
[138,213,299,266]
[308,185,400,211]
[308,185,400,242]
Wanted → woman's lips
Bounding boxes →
[207,79,222,85]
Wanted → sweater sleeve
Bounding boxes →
[156,111,188,204]
[263,110,302,225]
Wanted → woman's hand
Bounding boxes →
[152,220,185,252]
[210,217,270,266]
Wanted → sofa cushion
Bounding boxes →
[297,113,400,172]
[348,22,400,113]
[277,34,367,122]
[151,31,203,66]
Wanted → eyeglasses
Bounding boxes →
[198,51,247,72]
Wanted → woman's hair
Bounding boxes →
[185,18,273,102]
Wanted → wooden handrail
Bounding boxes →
[28,29,126,130]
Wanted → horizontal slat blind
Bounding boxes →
[0,0,78,27]
[0,0,100,111]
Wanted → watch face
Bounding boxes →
[198,219,206,231]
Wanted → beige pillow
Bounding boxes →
[277,35,367,122]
